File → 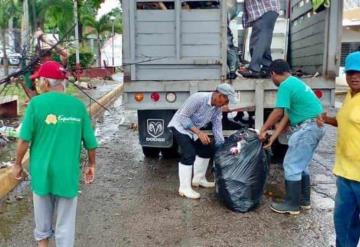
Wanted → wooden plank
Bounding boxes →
[136,22,175,34]
[291,11,326,35]
[182,45,220,57]
[291,54,324,67]
[136,66,221,80]
[291,0,305,8]
[136,10,175,21]
[136,45,176,57]
[291,20,325,42]
[291,32,324,49]
[182,21,220,33]
[291,2,313,21]
[291,43,325,58]
[136,34,175,45]
[181,9,220,21]
[124,57,221,65]
[182,33,220,45]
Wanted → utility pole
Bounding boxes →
[21,0,30,50]
[73,0,81,80]
[110,16,115,66]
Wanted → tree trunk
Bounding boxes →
[97,34,101,67]
[1,29,9,76]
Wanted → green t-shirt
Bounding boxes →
[20,92,98,198]
[275,76,323,125]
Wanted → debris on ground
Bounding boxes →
[0,162,13,169]
[0,120,19,139]
[128,123,138,131]
[74,81,97,90]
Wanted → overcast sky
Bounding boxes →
[97,0,121,19]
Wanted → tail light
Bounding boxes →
[314,90,323,99]
[151,92,160,102]
[135,93,144,102]
[166,92,176,103]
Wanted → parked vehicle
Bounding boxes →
[122,0,343,158]
[0,48,21,65]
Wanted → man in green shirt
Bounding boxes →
[12,61,97,247]
[259,59,324,215]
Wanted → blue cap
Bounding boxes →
[345,51,360,72]
[216,83,238,104]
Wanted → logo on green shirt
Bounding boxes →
[45,114,81,125]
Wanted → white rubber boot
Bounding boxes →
[178,163,200,199]
[192,156,215,188]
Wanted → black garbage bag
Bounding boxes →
[214,129,270,213]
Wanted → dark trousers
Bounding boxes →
[171,128,213,166]
[249,11,279,72]
[334,177,360,247]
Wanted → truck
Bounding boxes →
[122,0,343,158]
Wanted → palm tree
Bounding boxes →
[0,0,19,76]
[82,13,122,67]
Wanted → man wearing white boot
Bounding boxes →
[168,84,237,199]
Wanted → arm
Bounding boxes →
[261,108,284,133]
[84,149,96,184]
[222,105,255,112]
[36,29,68,64]
[82,106,98,184]
[159,2,167,10]
[12,140,30,180]
[264,115,289,149]
[177,94,202,131]
[211,111,224,146]
[13,102,34,179]
[323,113,338,127]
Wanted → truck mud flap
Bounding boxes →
[138,110,175,148]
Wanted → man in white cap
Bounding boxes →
[12,61,97,247]
[168,83,237,199]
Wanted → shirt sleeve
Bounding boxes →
[211,111,224,144]
[177,94,202,129]
[82,106,98,150]
[19,102,35,142]
[275,84,291,109]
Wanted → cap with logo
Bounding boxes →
[345,51,360,72]
[31,61,68,80]
[216,83,237,104]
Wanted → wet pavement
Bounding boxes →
[0,98,339,247]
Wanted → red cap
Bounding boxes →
[31,61,68,80]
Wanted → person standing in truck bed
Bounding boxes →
[239,0,280,78]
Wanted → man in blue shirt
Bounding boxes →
[168,84,236,199]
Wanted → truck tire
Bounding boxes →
[142,147,160,158]
[161,144,179,159]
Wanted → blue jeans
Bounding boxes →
[334,177,360,247]
[283,122,325,181]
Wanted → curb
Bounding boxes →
[0,84,123,199]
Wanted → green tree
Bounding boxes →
[0,0,20,76]
[82,12,122,67]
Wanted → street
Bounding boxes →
[0,97,339,247]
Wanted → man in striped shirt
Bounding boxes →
[239,0,280,78]
[168,84,236,199]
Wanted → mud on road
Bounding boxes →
[0,98,338,247]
